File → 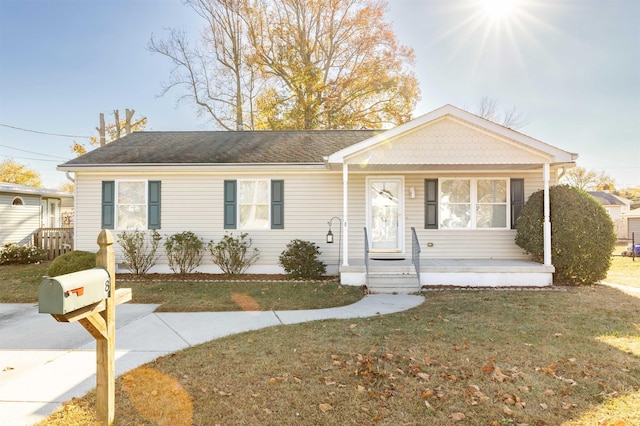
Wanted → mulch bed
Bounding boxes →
[117,273,339,283]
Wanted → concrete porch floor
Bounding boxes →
[338,258,554,288]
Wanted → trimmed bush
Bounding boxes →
[164,231,203,274]
[0,243,46,265]
[47,250,96,276]
[209,232,260,275]
[117,229,162,274]
[279,239,326,279]
[515,185,616,285]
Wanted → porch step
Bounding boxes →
[366,272,420,294]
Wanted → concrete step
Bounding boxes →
[366,272,420,294]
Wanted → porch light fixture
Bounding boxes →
[409,186,416,199]
[326,216,343,268]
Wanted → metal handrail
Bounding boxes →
[411,227,421,286]
[363,227,370,287]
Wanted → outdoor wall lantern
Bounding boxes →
[409,186,416,199]
[326,216,343,267]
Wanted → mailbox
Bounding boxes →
[39,267,111,315]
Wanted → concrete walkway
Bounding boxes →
[600,281,640,298]
[0,294,424,425]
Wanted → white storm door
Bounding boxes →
[367,177,404,252]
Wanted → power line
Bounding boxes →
[0,144,70,160]
[0,155,64,163]
[0,123,92,139]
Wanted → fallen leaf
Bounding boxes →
[482,361,495,374]
[502,405,514,416]
[562,402,576,409]
[417,372,430,380]
[492,367,510,383]
[450,412,466,422]
[554,333,563,337]
[540,403,548,410]
[544,389,555,396]
[319,403,333,412]
[349,324,357,329]
[268,377,284,384]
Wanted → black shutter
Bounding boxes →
[224,180,237,229]
[425,179,438,229]
[271,180,284,229]
[510,178,525,229]
[101,181,115,229]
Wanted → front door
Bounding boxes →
[367,177,404,252]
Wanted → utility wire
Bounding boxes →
[0,155,64,163]
[0,123,92,139]
[0,144,70,160]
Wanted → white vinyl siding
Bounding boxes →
[0,192,40,245]
[72,169,553,271]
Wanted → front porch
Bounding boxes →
[339,258,554,293]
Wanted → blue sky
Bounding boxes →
[1,0,638,189]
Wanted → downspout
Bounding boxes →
[543,163,552,266]
[342,163,349,267]
[65,171,75,183]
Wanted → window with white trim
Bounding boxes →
[439,178,508,229]
[238,179,270,229]
[116,181,147,229]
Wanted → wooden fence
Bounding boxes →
[33,228,74,260]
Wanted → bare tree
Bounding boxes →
[476,95,529,130]
[149,0,257,130]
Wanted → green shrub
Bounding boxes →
[0,243,46,265]
[515,185,616,285]
[47,250,96,276]
[209,232,260,275]
[279,239,326,279]
[117,229,162,274]
[164,231,203,274]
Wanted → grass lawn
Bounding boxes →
[606,246,640,288]
[38,286,640,425]
[0,262,364,311]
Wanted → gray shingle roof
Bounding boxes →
[60,130,381,166]
[587,191,630,206]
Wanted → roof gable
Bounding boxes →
[327,105,577,165]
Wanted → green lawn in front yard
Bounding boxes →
[0,262,364,311]
[40,286,640,425]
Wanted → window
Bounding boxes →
[239,180,270,229]
[425,178,523,230]
[438,178,508,229]
[224,180,284,229]
[11,197,24,206]
[102,180,161,230]
[117,181,147,229]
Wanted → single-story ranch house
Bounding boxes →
[58,105,577,292]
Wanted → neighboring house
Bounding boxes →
[587,191,632,239]
[58,105,577,290]
[0,182,74,245]
[622,207,640,241]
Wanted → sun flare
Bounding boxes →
[480,0,521,19]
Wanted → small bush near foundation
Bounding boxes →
[515,185,616,285]
[279,239,326,279]
[47,250,96,276]
[164,231,203,274]
[0,243,46,265]
[209,232,260,275]
[117,229,162,274]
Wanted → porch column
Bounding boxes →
[543,163,552,266]
[342,164,349,266]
